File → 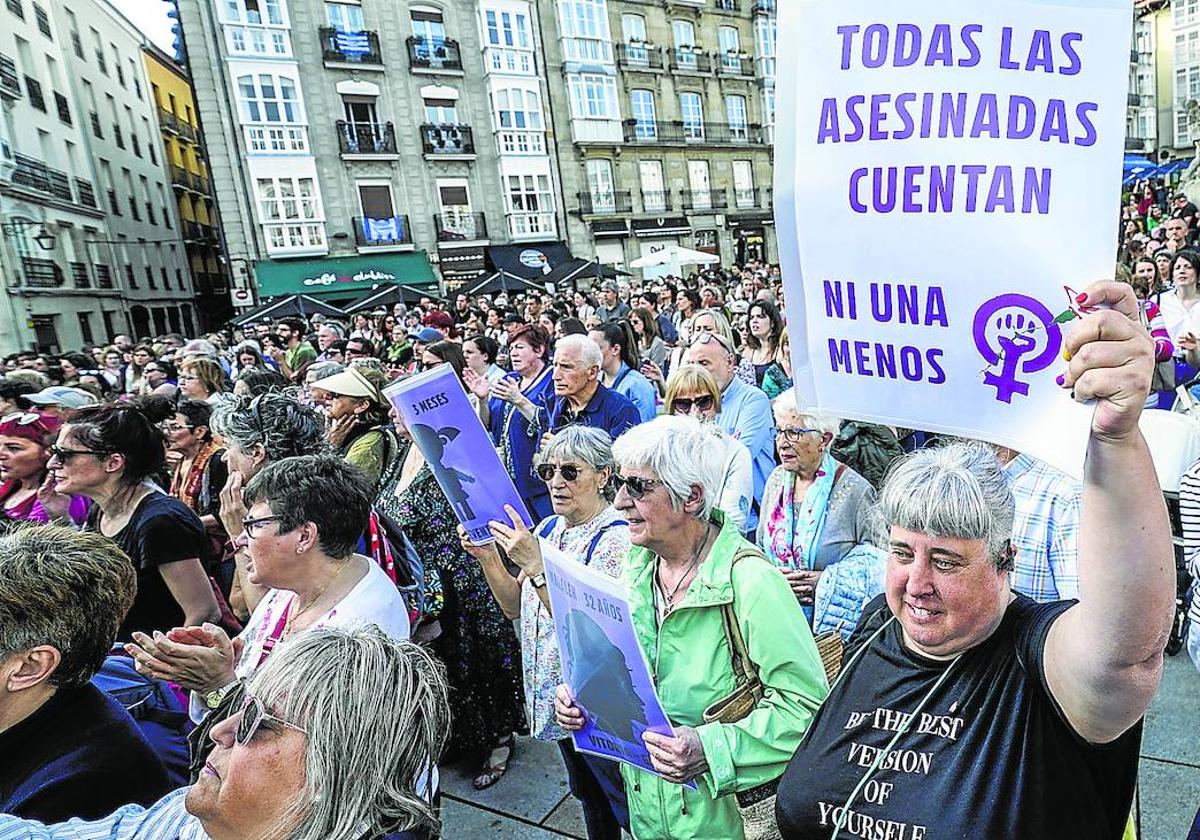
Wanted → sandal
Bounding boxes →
[472,735,515,790]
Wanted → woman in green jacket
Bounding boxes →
[556,414,829,839]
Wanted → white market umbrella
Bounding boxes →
[630,244,720,269]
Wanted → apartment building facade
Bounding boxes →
[539,0,777,273]
[177,0,578,303]
[145,43,233,329]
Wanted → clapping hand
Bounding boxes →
[463,368,491,401]
[218,470,246,540]
[125,623,244,694]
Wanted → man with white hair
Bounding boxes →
[684,331,774,530]
[541,334,640,442]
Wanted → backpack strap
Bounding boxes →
[537,515,562,539]
[582,520,628,566]
[720,546,768,699]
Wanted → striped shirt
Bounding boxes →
[0,788,206,839]
[1004,453,1081,603]
[1179,461,1200,670]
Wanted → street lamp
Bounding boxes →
[0,220,56,251]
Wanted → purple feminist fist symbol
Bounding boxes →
[972,294,1062,404]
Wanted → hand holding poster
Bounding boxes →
[774,1,1132,478]
[384,365,531,544]
[542,543,684,783]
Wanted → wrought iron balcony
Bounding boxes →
[407,36,463,72]
[11,154,73,203]
[641,191,673,213]
[715,53,755,76]
[669,48,712,74]
[75,178,97,208]
[578,191,634,216]
[70,262,91,289]
[622,119,764,145]
[336,120,397,155]
[434,211,488,242]
[0,54,20,99]
[23,258,64,288]
[354,215,412,247]
[94,264,114,289]
[616,43,664,71]
[751,0,775,13]
[732,187,761,209]
[420,123,475,156]
[320,27,383,65]
[681,189,729,212]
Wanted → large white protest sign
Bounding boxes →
[775,1,1132,478]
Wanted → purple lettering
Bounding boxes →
[873,167,897,212]
[928,166,954,213]
[984,166,1015,213]
[853,340,874,376]
[1074,102,1097,147]
[897,285,920,324]
[959,24,983,67]
[849,168,869,213]
[919,93,935,137]
[1060,32,1083,75]
[1007,95,1036,140]
[902,167,921,212]
[875,343,898,378]
[962,165,988,212]
[871,283,894,323]
[894,24,922,67]
[938,93,967,138]
[925,24,952,67]
[970,94,1000,139]
[829,338,853,372]
[926,349,947,384]
[1026,30,1055,72]
[900,346,923,380]
[817,98,841,143]
[1022,168,1051,214]
[925,287,948,327]
[862,24,890,68]
[869,94,891,140]
[845,95,866,142]
[1039,99,1069,143]
[894,92,917,140]
[837,24,861,70]
[999,27,1020,70]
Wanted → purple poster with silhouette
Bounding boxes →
[384,365,531,545]
[541,544,688,785]
[774,1,1133,478]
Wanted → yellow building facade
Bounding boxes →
[143,45,230,326]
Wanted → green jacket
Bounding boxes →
[621,510,829,839]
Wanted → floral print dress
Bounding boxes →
[380,460,527,755]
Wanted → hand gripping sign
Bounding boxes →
[384,365,531,544]
[774,1,1132,478]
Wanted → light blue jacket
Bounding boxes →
[813,544,887,640]
[611,362,658,423]
[715,376,774,529]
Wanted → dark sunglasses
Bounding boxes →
[235,694,307,746]
[614,474,663,500]
[670,394,715,415]
[536,462,583,482]
[48,444,106,461]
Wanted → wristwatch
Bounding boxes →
[204,680,240,710]
[530,572,547,589]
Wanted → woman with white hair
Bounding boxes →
[775,282,1175,838]
[0,625,449,840]
[554,414,829,840]
[758,393,876,617]
[459,425,631,833]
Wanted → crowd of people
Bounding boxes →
[0,251,1186,839]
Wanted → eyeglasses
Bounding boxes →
[670,394,715,415]
[160,422,193,433]
[776,427,821,443]
[235,694,307,746]
[48,444,107,461]
[536,462,584,482]
[178,373,199,382]
[241,514,283,539]
[614,474,663,500]
[689,331,734,353]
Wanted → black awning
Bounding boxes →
[486,241,572,280]
[231,295,347,326]
[543,259,630,289]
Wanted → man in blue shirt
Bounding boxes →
[540,334,640,441]
[589,322,658,422]
[684,332,774,530]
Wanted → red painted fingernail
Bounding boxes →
[1075,292,1088,304]
[1055,373,1066,386]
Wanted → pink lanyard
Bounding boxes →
[255,595,295,669]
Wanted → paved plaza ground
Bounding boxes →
[440,652,1200,838]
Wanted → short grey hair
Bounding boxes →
[878,441,1015,570]
[612,414,725,519]
[539,425,614,472]
[772,390,841,437]
[211,392,329,463]
[554,334,603,370]
[252,626,449,839]
[306,360,344,382]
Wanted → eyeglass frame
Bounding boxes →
[159,421,195,433]
[235,694,307,746]
[613,473,664,501]
[688,331,735,354]
[241,514,284,539]
[536,462,585,483]
[669,394,716,415]
[48,444,108,461]
[776,426,822,444]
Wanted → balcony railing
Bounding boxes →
[0,54,20,99]
[434,211,488,242]
[182,220,205,241]
[682,189,729,211]
[75,178,96,208]
[94,264,114,289]
[752,0,775,13]
[622,119,764,145]
[616,43,665,71]
[11,154,74,203]
[70,262,91,289]
[22,258,64,288]
[716,53,755,76]
[732,187,760,209]
[669,48,712,73]
[508,212,557,238]
[714,0,740,10]
[354,215,412,247]
[578,191,634,215]
[336,120,397,155]
[420,123,475,156]
[320,27,383,65]
[159,107,180,134]
[407,36,463,71]
[641,191,673,213]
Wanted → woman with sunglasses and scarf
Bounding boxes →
[554,415,828,840]
[4,626,449,840]
[458,426,631,824]
[0,410,89,528]
[664,366,753,535]
[758,396,876,622]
